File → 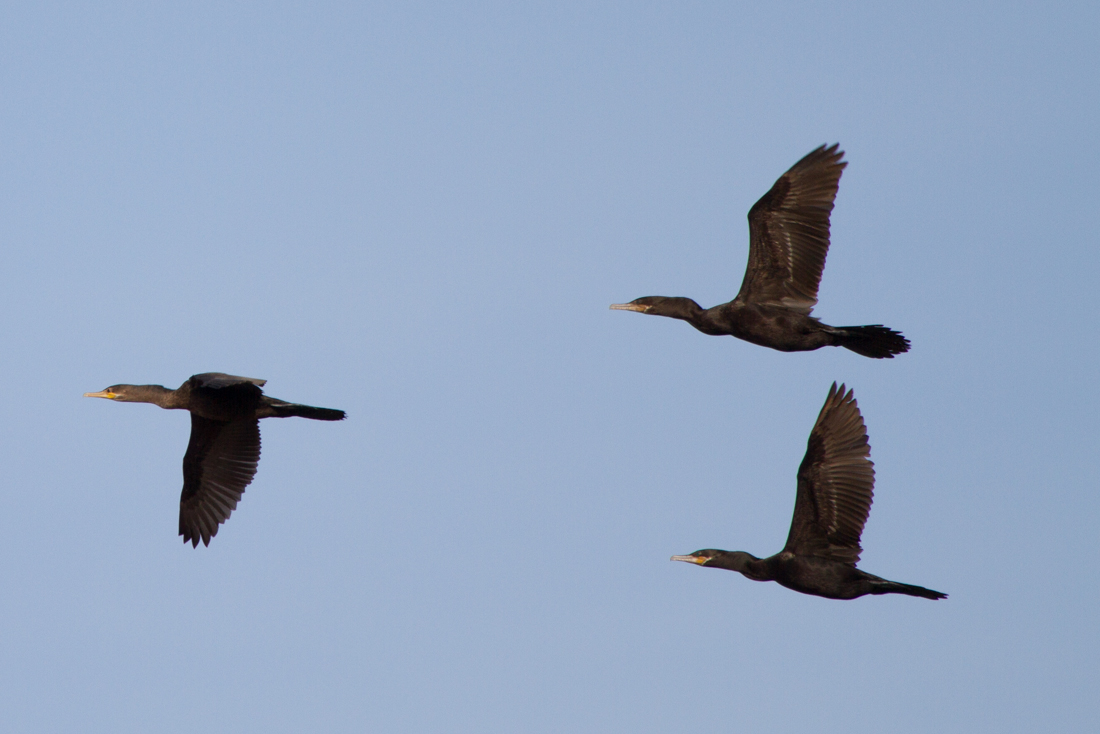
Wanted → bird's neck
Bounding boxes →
[712,551,769,580]
[659,297,732,336]
[129,384,184,409]
[657,297,705,322]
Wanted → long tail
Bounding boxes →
[834,325,911,359]
[265,398,346,421]
[873,580,948,600]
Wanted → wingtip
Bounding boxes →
[825,381,854,406]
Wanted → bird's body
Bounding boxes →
[698,550,945,601]
[644,299,836,351]
[84,372,345,547]
[672,383,945,601]
[612,145,910,358]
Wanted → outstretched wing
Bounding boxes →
[782,383,874,564]
[734,144,846,313]
[179,415,261,547]
[190,373,267,389]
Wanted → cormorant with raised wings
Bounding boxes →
[612,145,909,358]
[672,383,944,600]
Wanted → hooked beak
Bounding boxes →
[83,390,118,399]
[610,303,651,313]
[671,555,707,565]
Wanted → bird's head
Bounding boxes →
[83,384,169,405]
[671,549,756,572]
[610,296,664,314]
[670,549,722,567]
[83,385,129,401]
[609,296,702,320]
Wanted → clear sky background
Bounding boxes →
[1,3,1097,732]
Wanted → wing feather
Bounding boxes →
[190,373,267,389]
[782,383,875,564]
[179,415,261,547]
[735,145,846,312]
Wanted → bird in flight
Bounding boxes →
[672,383,945,600]
[612,145,910,358]
[84,372,345,547]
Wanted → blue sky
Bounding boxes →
[1,3,1097,732]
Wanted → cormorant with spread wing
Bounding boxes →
[84,372,345,547]
[611,145,909,358]
[672,383,944,600]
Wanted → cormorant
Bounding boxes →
[672,383,945,600]
[611,145,910,358]
[84,372,345,547]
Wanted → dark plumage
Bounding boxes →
[84,372,345,547]
[672,383,945,600]
[611,145,910,358]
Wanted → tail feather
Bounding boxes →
[874,581,947,600]
[835,325,910,359]
[268,399,346,421]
